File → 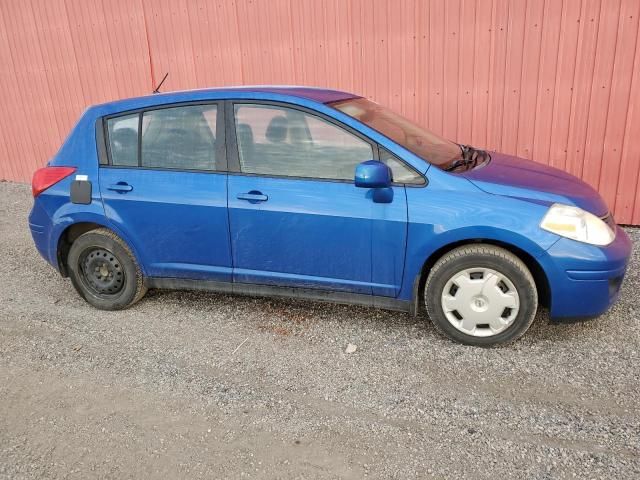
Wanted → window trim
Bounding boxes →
[96,98,427,185]
[102,112,139,168]
[96,118,109,166]
[377,146,427,187]
[99,100,227,173]
[225,99,380,183]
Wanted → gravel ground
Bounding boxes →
[0,181,639,479]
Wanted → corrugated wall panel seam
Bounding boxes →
[592,0,621,190]
[611,0,640,218]
[102,1,126,98]
[61,0,86,102]
[0,3,41,174]
[625,15,640,223]
[600,0,634,203]
[0,0,639,224]
[140,0,155,88]
[0,5,19,181]
[28,0,62,147]
[577,0,604,180]
[533,0,562,165]
[1,2,26,177]
[521,2,546,158]
[568,0,601,178]
[514,0,529,156]
[549,0,580,173]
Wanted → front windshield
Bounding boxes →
[329,97,461,168]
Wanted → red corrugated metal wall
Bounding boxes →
[1,0,639,223]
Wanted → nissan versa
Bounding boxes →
[28,86,631,346]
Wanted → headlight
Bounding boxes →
[540,204,615,246]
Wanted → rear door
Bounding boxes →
[99,103,232,281]
[226,101,408,297]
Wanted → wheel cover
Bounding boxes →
[441,267,520,337]
[79,248,125,296]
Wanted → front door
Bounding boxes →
[227,102,407,297]
[99,103,232,281]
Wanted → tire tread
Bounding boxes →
[70,228,146,309]
[424,244,537,346]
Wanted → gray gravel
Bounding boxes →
[1,181,639,479]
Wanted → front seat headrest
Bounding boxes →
[265,116,288,143]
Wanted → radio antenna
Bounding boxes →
[153,72,169,94]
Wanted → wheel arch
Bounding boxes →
[55,221,144,277]
[412,238,551,316]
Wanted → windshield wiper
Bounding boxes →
[445,144,488,172]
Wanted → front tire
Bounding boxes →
[67,228,147,310]
[424,245,538,346]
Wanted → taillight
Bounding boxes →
[32,166,77,197]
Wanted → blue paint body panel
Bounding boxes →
[99,168,232,281]
[354,160,393,188]
[461,152,610,216]
[28,86,631,321]
[228,175,406,296]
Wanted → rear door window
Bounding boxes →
[141,105,217,170]
[105,104,220,171]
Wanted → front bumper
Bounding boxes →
[543,225,631,320]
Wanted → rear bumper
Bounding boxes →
[28,201,58,270]
[543,226,631,321]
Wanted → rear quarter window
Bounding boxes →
[106,114,138,167]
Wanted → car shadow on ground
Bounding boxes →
[136,286,607,347]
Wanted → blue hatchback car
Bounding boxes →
[29,86,631,345]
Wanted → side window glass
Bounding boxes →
[234,104,373,180]
[379,147,425,185]
[106,114,139,167]
[141,105,218,170]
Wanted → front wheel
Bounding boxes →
[424,245,538,346]
[67,228,147,310]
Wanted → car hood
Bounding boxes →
[460,151,609,217]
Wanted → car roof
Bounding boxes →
[92,85,360,114]
[230,86,359,103]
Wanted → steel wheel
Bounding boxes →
[67,228,146,310]
[79,247,125,296]
[441,267,520,337]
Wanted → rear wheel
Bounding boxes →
[67,228,146,310]
[424,245,537,346]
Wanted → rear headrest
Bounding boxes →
[111,127,137,148]
[265,116,288,143]
[237,123,254,145]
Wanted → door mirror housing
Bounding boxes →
[354,160,392,188]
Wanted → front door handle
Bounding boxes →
[237,191,268,203]
[107,183,133,193]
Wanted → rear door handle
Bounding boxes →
[107,183,133,193]
[237,191,268,203]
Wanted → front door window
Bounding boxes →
[234,104,374,180]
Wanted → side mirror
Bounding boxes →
[354,160,392,188]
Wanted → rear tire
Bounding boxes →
[424,244,537,346]
[67,228,146,310]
